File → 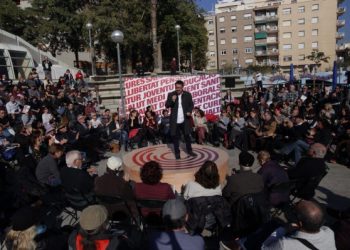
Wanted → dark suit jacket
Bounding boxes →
[165,90,194,136]
[223,170,264,205]
[60,167,94,195]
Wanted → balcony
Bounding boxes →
[255,15,278,24]
[255,50,279,57]
[337,7,346,15]
[336,32,345,40]
[336,45,346,51]
[337,20,346,27]
[255,26,278,33]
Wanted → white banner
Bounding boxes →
[124,75,221,115]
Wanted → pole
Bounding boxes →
[176,29,180,72]
[117,43,125,116]
[88,29,96,76]
[190,49,193,74]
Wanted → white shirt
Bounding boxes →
[90,118,102,129]
[42,113,53,125]
[6,101,20,114]
[183,181,222,200]
[176,93,185,124]
[256,73,262,81]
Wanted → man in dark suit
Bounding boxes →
[165,80,195,159]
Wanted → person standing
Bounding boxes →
[255,71,263,91]
[42,56,52,80]
[170,57,177,75]
[165,80,195,159]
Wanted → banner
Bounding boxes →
[124,75,221,115]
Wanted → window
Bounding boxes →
[245,59,253,64]
[298,43,305,49]
[283,44,292,50]
[209,41,215,46]
[220,28,226,34]
[231,26,237,32]
[311,17,319,24]
[231,38,237,44]
[298,18,305,24]
[208,31,214,36]
[232,48,238,54]
[312,29,318,36]
[244,25,252,30]
[219,17,225,22]
[221,50,227,55]
[208,19,214,25]
[209,51,215,57]
[245,48,253,53]
[283,20,291,26]
[244,36,253,42]
[209,61,216,67]
[244,13,252,19]
[312,42,318,48]
[283,8,291,15]
[312,4,319,11]
[220,39,226,45]
[283,32,292,39]
[221,60,227,65]
[231,15,236,20]
[298,6,305,13]
[298,31,305,37]
[283,56,292,62]
[298,54,305,61]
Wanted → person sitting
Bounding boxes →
[134,161,175,217]
[257,151,289,207]
[143,110,158,145]
[192,108,208,145]
[35,144,64,187]
[109,112,129,151]
[287,143,328,199]
[228,108,245,149]
[223,151,264,206]
[183,160,222,200]
[148,199,205,250]
[262,200,336,250]
[159,109,171,143]
[94,156,134,218]
[254,111,277,150]
[68,205,121,249]
[60,150,96,203]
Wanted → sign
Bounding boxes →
[124,75,221,115]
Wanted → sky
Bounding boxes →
[195,0,350,43]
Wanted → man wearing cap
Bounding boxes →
[94,156,134,216]
[35,143,64,187]
[148,199,205,250]
[223,151,264,206]
[68,205,121,249]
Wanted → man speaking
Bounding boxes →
[165,80,196,160]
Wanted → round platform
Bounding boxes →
[123,144,229,192]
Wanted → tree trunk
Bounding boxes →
[74,50,79,68]
[157,40,163,71]
[151,0,160,73]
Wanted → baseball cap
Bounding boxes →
[79,205,108,231]
[106,156,123,171]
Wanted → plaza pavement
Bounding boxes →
[96,143,350,210]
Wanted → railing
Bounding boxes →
[337,20,346,26]
[255,27,278,33]
[336,32,345,39]
[337,7,346,14]
[255,15,278,23]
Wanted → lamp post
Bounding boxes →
[111,30,125,116]
[175,24,181,72]
[86,22,96,76]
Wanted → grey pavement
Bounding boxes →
[95,143,350,210]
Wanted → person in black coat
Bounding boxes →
[165,80,195,159]
[288,143,328,199]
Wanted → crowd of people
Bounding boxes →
[0,68,349,250]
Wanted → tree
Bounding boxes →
[306,49,330,73]
[0,0,27,36]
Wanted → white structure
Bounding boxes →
[0,29,78,80]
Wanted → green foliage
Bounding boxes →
[306,49,330,65]
[0,0,27,36]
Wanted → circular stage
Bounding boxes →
[123,144,229,192]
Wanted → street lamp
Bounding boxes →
[175,24,181,72]
[86,22,96,76]
[111,30,125,116]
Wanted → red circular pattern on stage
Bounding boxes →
[123,144,229,191]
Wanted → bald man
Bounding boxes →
[262,200,336,250]
[287,143,328,199]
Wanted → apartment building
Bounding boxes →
[208,0,346,72]
[205,14,218,71]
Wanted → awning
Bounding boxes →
[255,32,267,39]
